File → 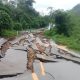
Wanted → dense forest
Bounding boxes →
[0,0,49,37]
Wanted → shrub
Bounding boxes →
[1,30,17,38]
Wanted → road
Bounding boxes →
[0,31,80,80]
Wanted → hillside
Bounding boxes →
[72,3,80,15]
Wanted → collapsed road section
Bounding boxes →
[0,30,80,80]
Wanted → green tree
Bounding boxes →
[22,20,28,30]
[0,0,2,5]
[54,10,72,36]
[13,22,22,31]
[0,10,13,35]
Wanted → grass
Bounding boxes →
[44,30,80,51]
[1,30,17,38]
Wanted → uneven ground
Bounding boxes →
[0,30,80,80]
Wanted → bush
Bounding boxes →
[44,29,56,37]
[1,30,17,38]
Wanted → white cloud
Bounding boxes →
[33,0,80,15]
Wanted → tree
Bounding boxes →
[17,0,35,8]
[0,0,2,5]
[17,0,38,17]
[0,11,13,34]
[0,0,48,36]
[22,20,28,30]
[13,22,22,31]
[54,10,72,36]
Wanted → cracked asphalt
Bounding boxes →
[0,32,80,80]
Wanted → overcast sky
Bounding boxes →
[33,0,80,15]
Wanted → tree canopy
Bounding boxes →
[54,10,72,36]
[0,0,49,36]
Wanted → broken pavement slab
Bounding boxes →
[36,54,58,63]
[0,38,7,48]
[0,48,27,75]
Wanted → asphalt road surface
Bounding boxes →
[0,49,80,80]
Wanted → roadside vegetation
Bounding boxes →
[0,0,48,38]
[1,30,17,38]
[44,9,80,51]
